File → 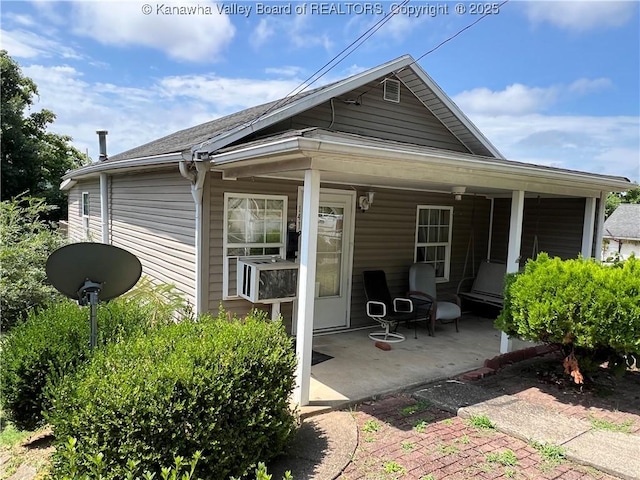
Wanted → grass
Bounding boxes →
[413,419,431,433]
[437,443,459,456]
[454,434,470,445]
[419,475,436,480]
[0,422,31,448]
[486,449,518,466]
[530,441,566,466]
[588,415,634,433]
[382,460,406,474]
[441,418,454,426]
[399,400,431,416]
[362,420,381,433]
[401,441,416,452]
[467,414,495,430]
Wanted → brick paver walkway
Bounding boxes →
[339,394,619,480]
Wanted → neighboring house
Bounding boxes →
[61,55,632,405]
[602,204,640,261]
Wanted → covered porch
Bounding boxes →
[304,314,533,413]
[203,128,630,407]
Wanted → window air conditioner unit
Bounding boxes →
[237,257,298,303]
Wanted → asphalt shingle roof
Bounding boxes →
[603,203,640,239]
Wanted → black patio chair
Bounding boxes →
[362,270,414,343]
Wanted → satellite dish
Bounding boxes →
[46,242,142,348]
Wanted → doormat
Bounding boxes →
[312,350,334,366]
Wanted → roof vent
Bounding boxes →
[383,78,400,103]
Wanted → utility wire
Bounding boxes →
[245,0,411,128]
[415,0,510,63]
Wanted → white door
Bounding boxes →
[297,189,355,331]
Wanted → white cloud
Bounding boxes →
[454,84,559,115]
[1,28,83,60]
[468,113,640,181]
[265,66,307,77]
[20,63,306,162]
[70,1,235,62]
[289,14,333,51]
[251,19,275,48]
[157,74,302,110]
[568,77,612,95]
[524,1,637,32]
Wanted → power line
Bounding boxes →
[246,0,411,128]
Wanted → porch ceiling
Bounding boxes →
[211,130,632,198]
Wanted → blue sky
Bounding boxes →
[2,0,639,181]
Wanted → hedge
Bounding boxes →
[496,253,640,358]
[46,309,298,480]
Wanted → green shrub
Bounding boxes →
[0,295,176,430]
[0,195,65,330]
[46,309,297,480]
[497,254,640,360]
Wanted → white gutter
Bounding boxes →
[179,158,210,315]
[208,135,633,193]
[100,173,109,244]
[62,152,184,181]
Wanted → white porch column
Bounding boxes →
[293,169,320,407]
[501,190,525,354]
[581,197,597,258]
[593,191,607,261]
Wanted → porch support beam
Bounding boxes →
[293,169,320,407]
[593,191,607,261]
[581,197,597,258]
[501,190,525,354]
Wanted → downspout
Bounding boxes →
[97,130,110,244]
[180,157,210,315]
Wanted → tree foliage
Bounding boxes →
[1,50,87,220]
[0,195,66,330]
[605,186,640,218]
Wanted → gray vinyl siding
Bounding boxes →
[110,169,196,304]
[207,176,492,331]
[490,197,585,266]
[208,174,299,328]
[261,79,470,153]
[67,180,101,243]
[350,189,491,328]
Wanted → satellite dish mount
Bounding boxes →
[46,243,142,350]
[78,280,103,348]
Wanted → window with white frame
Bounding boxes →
[223,193,288,298]
[81,192,90,238]
[415,206,453,281]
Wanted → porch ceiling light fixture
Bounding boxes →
[451,186,466,201]
[358,191,375,212]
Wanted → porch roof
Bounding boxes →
[210,129,632,198]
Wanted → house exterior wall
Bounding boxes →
[109,168,196,304]
[602,239,640,262]
[262,79,471,153]
[67,168,197,306]
[207,174,492,331]
[490,197,586,266]
[67,179,101,243]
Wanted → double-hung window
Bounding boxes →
[223,193,287,298]
[415,206,453,281]
[81,192,90,239]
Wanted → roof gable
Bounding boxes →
[108,55,503,163]
[603,204,640,240]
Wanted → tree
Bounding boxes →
[605,187,640,218]
[1,50,88,221]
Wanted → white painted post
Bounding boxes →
[593,191,607,262]
[581,197,597,258]
[501,190,525,354]
[487,198,494,260]
[293,169,320,407]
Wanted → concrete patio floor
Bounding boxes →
[303,314,532,415]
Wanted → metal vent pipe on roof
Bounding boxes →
[97,130,108,161]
